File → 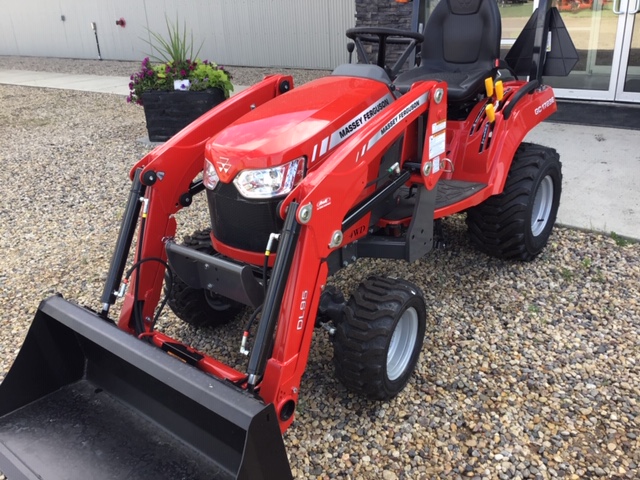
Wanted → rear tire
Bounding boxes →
[332,276,426,400]
[165,229,244,328]
[466,142,562,261]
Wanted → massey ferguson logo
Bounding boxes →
[217,157,231,173]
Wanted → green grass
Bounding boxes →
[610,231,636,247]
[560,268,574,281]
[592,270,606,283]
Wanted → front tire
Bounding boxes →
[466,142,562,261]
[332,276,426,400]
[165,229,244,328]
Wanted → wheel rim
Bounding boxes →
[203,290,231,312]
[531,175,554,237]
[387,307,419,381]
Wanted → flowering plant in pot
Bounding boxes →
[127,58,234,105]
[127,17,233,141]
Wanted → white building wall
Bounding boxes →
[0,0,356,69]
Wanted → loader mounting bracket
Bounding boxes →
[166,240,264,308]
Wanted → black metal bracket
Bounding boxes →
[165,241,264,308]
[405,184,436,262]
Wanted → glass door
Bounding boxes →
[543,0,621,99]
[543,0,640,102]
[614,0,640,101]
[496,0,640,103]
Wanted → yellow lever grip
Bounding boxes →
[485,103,496,123]
[484,78,494,98]
[495,80,504,101]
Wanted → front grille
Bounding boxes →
[206,182,283,253]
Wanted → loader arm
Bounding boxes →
[254,81,448,429]
[0,76,299,480]
[114,75,294,333]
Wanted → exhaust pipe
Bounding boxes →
[0,295,292,480]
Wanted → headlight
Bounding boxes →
[234,157,305,199]
[203,159,220,190]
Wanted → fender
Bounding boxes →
[485,82,557,195]
[433,80,558,219]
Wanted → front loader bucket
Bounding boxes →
[0,295,292,480]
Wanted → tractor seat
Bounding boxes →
[393,0,502,103]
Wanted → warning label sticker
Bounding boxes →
[432,119,446,134]
[429,131,446,159]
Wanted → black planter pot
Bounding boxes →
[141,89,226,142]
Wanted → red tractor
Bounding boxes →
[554,0,606,11]
[0,0,577,478]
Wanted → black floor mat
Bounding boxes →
[546,101,640,130]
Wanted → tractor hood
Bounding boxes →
[205,75,394,183]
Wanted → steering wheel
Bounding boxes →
[346,27,424,78]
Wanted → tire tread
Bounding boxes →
[333,276,426,400]
[466,142,562,261]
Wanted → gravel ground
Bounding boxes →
[0,57,639,480]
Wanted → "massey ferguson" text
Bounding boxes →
[380,99,421,135]
[338,98,391,139]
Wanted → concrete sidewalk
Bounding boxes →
[1,69,637,240]
[0,69,250,97]
[525,123,638,241]
[0,69,133,95]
